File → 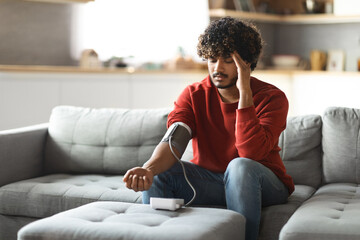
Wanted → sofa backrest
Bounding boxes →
[322,107,360,184]
[44,105,327,188]
[44,106,169,174]
[279,114,323,188]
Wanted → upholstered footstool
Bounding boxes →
[18,201,245,240]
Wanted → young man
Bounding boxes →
[123,17,294,240]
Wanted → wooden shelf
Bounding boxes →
[25,0,93,3]
[209,9,360,24]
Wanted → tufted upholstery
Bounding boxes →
[44,106,170,174]
[18,201,246,240]
[259,185,316,240]
[280,107,360,240]
[0,174,142,219]
[258,114,323,239]
[0,105,323,240]
[0,106,171,240]
[2,105,360,240]
[279,114,322,188]
[322,107,360,183]
[280,183,360,240]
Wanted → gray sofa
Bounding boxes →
[0,105,359,240]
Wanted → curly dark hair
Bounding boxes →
[197,17,263,71]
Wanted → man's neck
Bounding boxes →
[217,87,239,104]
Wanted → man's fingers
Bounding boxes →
[138,176,144,191]
[124,174,133,189]
[123,168,152,191]
[123,169,137,182]
[123,171,131,182]
[231,53,242,70]
[232,52,250,68]
[132,175,146,192]
[143,176,151,190]
[131,174,141,192]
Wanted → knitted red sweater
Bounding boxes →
[168,75,294,194]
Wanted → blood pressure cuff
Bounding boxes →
[161,122,192,157]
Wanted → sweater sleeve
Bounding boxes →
[167,86,196,136]
[235,90,288,161]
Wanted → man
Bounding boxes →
[123,17,294,240]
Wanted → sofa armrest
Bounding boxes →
[0,123,48,187]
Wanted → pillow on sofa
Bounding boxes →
[279,114,322,188]
[322,107,360,183]
[44,106,170,175]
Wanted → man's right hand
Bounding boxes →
[123,142,179,192]
[123,167,154,192]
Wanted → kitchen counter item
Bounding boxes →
[310,50,327,71]
[272,55,302,69]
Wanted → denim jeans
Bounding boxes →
[142,157,289,240]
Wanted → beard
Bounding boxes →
[210,72,238,89]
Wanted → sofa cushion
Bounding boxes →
[44,106,169,174]
[279,183,360,240]
[279,114,322,188]
[322,107,360,183]
[0,174,142,218]
[258,185,316,240]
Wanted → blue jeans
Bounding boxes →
[142,158,289,240]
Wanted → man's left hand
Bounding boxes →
[231,51,251,91]
[231,51,254,108]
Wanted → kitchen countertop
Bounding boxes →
[0,65,359,76]
[0,65,207,74]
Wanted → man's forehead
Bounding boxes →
[209,54,232,59]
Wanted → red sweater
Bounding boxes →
[168,75,294,194]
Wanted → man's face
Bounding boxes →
[208,56,238,89]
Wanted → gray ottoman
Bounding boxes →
[18,202,245,240]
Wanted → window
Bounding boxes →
[71,0,209,65]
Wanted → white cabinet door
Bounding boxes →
[0,71,206,130]
[292,73,360,116]
[0,73,59,130]
[59,73,130,108]
[0,72,131,130]
[130,73,206,109]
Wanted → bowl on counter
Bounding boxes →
[271,54,302,69]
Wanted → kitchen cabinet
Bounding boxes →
[0,67,205,130]
[129,73,200,109]
[1,66,360,131]
[252,70,360,117]
[290,72,360,116]
[0,73,59,131]
[58,74,131,108]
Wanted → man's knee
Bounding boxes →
[225,157,261,180]
[227,157,259,171]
